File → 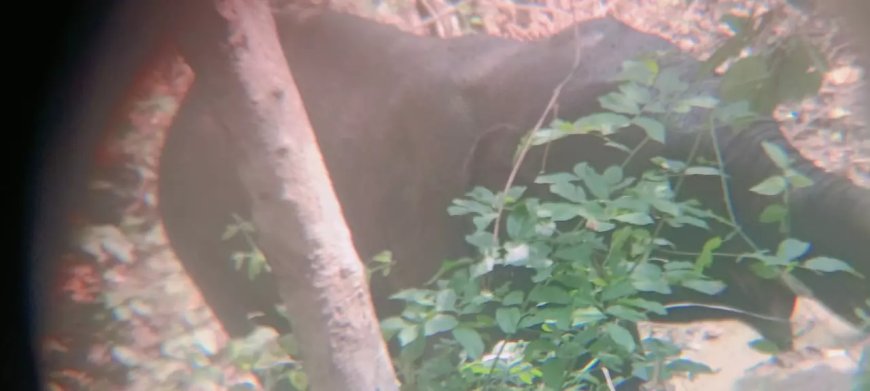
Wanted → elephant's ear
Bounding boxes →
[463,124,537,193]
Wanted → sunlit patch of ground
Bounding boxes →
[641,297,868,390]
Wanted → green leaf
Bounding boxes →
[669,215,710,230]
[465,231,497,250]
[651,198,680,217]
[601,280,637,301]
[619,82,652,105]
[553,244,593,263]
[372,250,393,264]
[610,197,647,213]
[222,224,239,240]
[398,324,420,346]
[803,257,861,276]
[750,176,787,196]
[654,67,688,94]
[496,307,522,334]
[526,307,572,330]
[605,305,648,322]
[551,181,586,203]
[435,289,457,312]
[617,59,659,85]
[529,285,572,304]
[503,290,524,306]
[750,262,782,279]
[540,358,568,389]
[620,297,667,315]
[653,237,675,248]
[574,112,632,135]
[777,238,811,262]
[603,166,624,185]
[390,288,435,304]
[786,170,814,188]
[471,215,496,231]
[761,141,792,169]
[684,166,721,176]
[613,212,654,225]
[424,314,458,336]
[468,186,496,203]
[530,127,566,145]
[631,262,663,281]
[470,257,495,278]
[380,317,406,333]
[247,257,264,280]
[674,95,720,113]
[632,116,666,143]
[536,172,578,184]
[632,279,671,295]
[399,335,426,362]
[539,202,581,222]
[606,323,637,352]
[504,186,527,203]
[682,279,726,295]
[452,327,484,359]
[581,167,611,200]
[448,199,490,217]
[571,307,607,325]
[506,213,530,240]
[759,204,787,224]
[551,118,576,132]
[572,162,591,178]
[695,236,722,271]
[600,91,641,115]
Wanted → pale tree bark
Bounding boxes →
[173,1,399,389]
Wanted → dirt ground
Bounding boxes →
[641,298,869,390]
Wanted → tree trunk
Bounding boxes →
[173,1,399,389]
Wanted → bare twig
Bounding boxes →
[491,22,583,243]
[602,366,616,391]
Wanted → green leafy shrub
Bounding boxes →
[381,32,859,387]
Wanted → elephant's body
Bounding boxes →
[159,8,869,353]
[159,9,679,336]
[712,119,870,326]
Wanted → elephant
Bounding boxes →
[159,7,680,338]
[158,6,869,362]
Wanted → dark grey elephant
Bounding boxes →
[159,7,870,355]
